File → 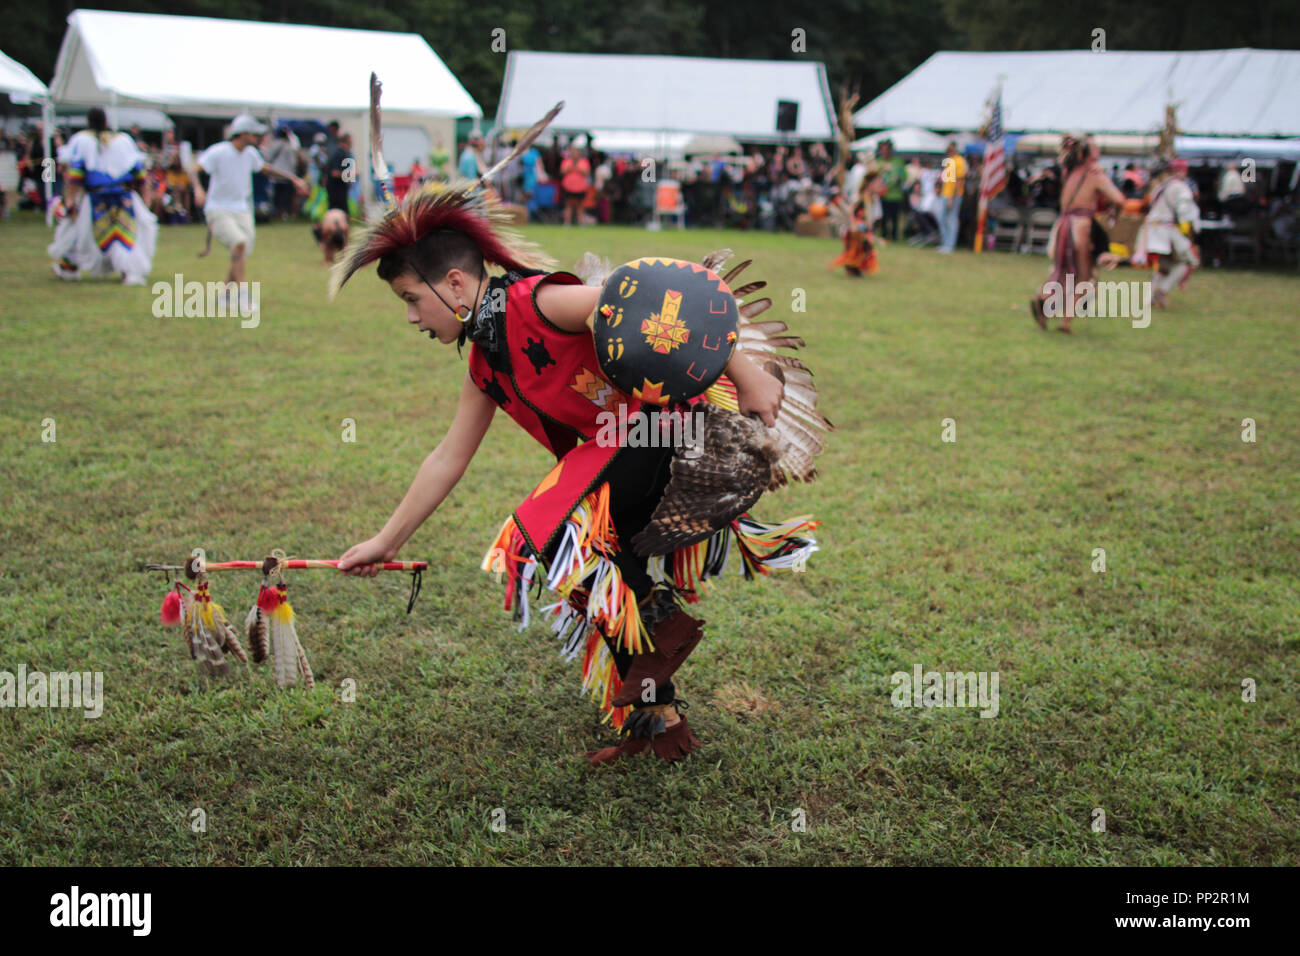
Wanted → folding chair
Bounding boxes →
[654,179,686,230]
[991,207,1023,252]
[1025,209,1057,254]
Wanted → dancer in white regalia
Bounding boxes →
[1135,158,1200,309]
[48,108,158,286]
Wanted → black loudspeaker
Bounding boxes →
[776,100,799,133]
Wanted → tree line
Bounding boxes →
[11,0,1300,125]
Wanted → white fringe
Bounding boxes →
[545,523,582,590]
[758,540,820,571]
[515,558,538,632]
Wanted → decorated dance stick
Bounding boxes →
[147,559,427,572]
[149,549,427,685]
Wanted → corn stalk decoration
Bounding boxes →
[1157,103,1179,161]
[150,549,427,687]
[829,82,860,193]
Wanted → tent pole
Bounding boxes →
[109,91,118,132]
[41,96,54,226]
[650,129,662,231]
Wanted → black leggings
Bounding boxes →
[601,443,676,689]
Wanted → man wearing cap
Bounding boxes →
[192,115,307,287]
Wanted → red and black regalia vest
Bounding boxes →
[466,270,643,559]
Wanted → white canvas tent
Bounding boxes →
[1015,132,1300,161]
[496,51,836,143]
[1014,132,1159,155]
[58,107,173,131]
[1,49,55,219]
[854,49,1300,138]
[49,9,483,204]
[1174,136,1300,161]
[850,126,948,154]
[583,130,742,159]
[1,50,47,100]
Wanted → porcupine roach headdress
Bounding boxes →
[327,181,556,297]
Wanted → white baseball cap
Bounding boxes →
[230,114,268,136]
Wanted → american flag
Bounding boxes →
[980,87,1007,205]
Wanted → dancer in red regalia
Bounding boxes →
[829,172,884,277]
[1030,133,1126,334]
[330,179,832,764]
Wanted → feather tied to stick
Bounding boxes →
[176,585,196,657]
[185,580,231,676]
[476,100,564,188]
[244,581,271,664]
[267,583,314,689]
[210,598,248,664]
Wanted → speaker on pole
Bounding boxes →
[776,100,799,133]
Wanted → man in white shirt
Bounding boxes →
[844,151,869,208]
[193,114,306,286]
[1138,159,1200,307]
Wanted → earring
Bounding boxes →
[456,302,472,323]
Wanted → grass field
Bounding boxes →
[0,212,1296,865]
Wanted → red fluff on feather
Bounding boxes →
[257,584,282,613]
[160,590,181,626]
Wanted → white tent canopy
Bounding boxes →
[1,49,54,220]
[50,9,480,120]
[58,107,174,131]
[854,49,1300,137]
[49,9,482,206]
[584,129,742,159]
[1014,132,1159,155]
[1015,132,1300,161]
[850,126,948,154]
[1,49,47,99]
[497,51,836,142]
[1175,136,1300,160]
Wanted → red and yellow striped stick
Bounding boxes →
[206,560,425,572]
[147,559,427,572]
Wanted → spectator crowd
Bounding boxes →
[3,118,1296,266]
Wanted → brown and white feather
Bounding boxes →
[632,406,780,556]
[244,603,269,664]
[706,249,833,488]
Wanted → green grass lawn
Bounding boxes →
[0,212,1296,865]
